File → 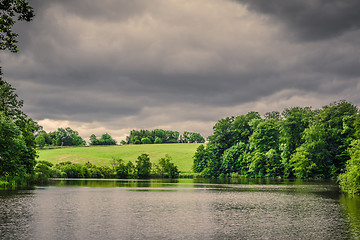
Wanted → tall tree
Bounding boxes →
[232,111,261,144]
[0,79,37,178]
[99,133,117,145]
[51,127,86,146]
[135,154,152,179]
[290,101,358,178]
[0,0,36,182]
[280,107,314,177]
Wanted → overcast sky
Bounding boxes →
[1,0,360,142]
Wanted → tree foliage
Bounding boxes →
[0,0,34,52]
[181,131,205,143]
[125,129,204,144]
[193,101,360,185]
[154,154,179,178]
[34,128,86,147]
[0,0,36,184]
[0,80,37,179]
[135,153,152,178]
[338,140,360,194]
[89,133,117,146]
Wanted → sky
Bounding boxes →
[1,0,360,142]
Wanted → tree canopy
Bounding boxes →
[0,77,37,179]
[193,101,360,182]
[35,128,86,147]
[0,1,36,184]
[89,133,117,146]
[125,129,204,144]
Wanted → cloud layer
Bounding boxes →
[1,0,360,141]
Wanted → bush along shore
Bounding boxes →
[31,154,180,184]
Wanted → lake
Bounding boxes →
[1,178,360,239]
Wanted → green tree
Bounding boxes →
[154,155,179,178]
[35,134,45,148]
[154,136,162,144]
[220,141,248,175]
[113,158,134,179]
[290,147,317,179]
[232,111,261,144]
[292,101,358,178]
[132,136,141,144]
[280,107,314,177]
[135,154,152,178]
[0,0,36,183]
[33,161,53,184]
[182,131,205,143]
[338,140,360,194]
[51,127,86,146]
[0,0,34,53]
[264,111,281,120]
[0,112,26,177]
[35,130,52,146]
[0,81,37,181]
[141,137,152,144]
[250,119,280,152]
[99,133,117,145]
[193,144,207,173]
[89,134,99,145]
[208,116,235,154]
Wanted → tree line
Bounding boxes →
[35,128,86,147]
[34,128,204,148]
[193,101,360,193]
[33,154,179,184]
[125,129,205,144]
[35,130,118,147]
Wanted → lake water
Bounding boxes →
[1,178,360,240]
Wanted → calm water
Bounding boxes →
[1,179,360,240]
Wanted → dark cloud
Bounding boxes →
[236,0,360,41]
[28,0,150,21]
[2,0,360,140]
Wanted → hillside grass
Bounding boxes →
[37,143,202,173]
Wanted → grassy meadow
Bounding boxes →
[37,143,202,173]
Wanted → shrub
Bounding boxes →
[154,137,162,144]
[154,155,179,178]
[141,137,152,144]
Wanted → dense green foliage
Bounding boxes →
[125,129,205,144]
[0,77,38,184]
[35,128,86,147]
[0,0,36,186]
[339,140,360,194]
[33,153,180,182]
[179,131,205,143]
[89,133,117,146]
[153,154,179,178]
[134,153,152,178]
[193,101,360,182]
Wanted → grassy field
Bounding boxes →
[37,143,202,173]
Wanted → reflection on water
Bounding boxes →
[0,179,359,239]
[340,194,360,239]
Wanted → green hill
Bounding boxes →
[37,143,202,173]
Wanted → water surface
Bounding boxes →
[1,179,359,239]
